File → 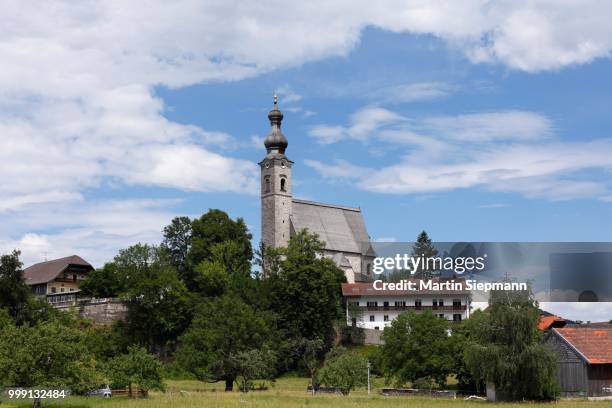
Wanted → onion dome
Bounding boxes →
[264,95,288,154]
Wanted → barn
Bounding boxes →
[544,325,612,399]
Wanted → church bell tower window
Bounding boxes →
[264,176,271,193]
[280,176,286,192]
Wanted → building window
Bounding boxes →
[369,315,375,322]
[366,263,371,275]
[366,301,377,307]
[69,288,74,292]
[351,318,357,327]
[51,287,56,293]
[438,314,445,318]
[264,176,271,193]
[415,299,422,309]
[60,287,65,293]
[438,299,444,307]
[383,301,389,309]
[433,299,438,307]
[280,177,286,192]
[453,314,462,322]
[384,315,389,322]
[453,299,461,308]
[374,326,380,330]
[395,301,406,308]
[73,274,77,282]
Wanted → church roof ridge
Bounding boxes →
[292,198,361,212]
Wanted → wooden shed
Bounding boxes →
[544,325,612,399]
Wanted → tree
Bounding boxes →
[0,251,32,324]
[448,314,485,393]
[411,231,439,278]
[161,216,192,277]
[176,295,272,391]
[188,210,252,274]
[232,348,277,392]
[381,311,453,387]
[0,319,101,394]
[80,263,125,298]
[464,287,559,400]
[117,244,192,354]
[265,230,346,347]
[316,347,367,395]
[300,338,325,394]
[107,346,165,396]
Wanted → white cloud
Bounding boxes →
[372,82,454,103]
[307,107,612,200]
[275,85,302,103]
[374,237,397,242]
[423,111,553,142]
[1,1,611,262]
[0,199,183,267]
[310,107,405,144]
[539,302,612,323]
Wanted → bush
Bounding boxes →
[316,347,367,395]
[340,326,365,345]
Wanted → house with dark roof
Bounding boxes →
[544,324,612,398]
[24,255,94,306]
[259,96,375,283]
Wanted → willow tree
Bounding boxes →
[464,287,559,400]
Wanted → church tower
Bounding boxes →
[260,96,293,250]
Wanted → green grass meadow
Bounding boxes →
[2,377,610,408]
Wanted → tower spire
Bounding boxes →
[264,94,288,154]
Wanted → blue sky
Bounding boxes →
[2,1,612,320]
[155,28,612,246]
[0,3,611,268]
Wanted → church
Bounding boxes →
[259,97,376,283]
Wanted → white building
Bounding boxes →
[342,279,472,330]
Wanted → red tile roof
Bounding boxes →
[538,315,566,331]
[553,326,612,364]
[342,278,470,297]
[24,255,93,285]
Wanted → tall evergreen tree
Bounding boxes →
[412,230,439,278]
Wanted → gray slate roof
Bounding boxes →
[290,199,373,256]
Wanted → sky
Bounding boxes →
[1,1,611,321]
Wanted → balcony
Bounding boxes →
[362,305,467,312]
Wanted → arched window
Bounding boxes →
[264,176,271,193]
[280,177,286,192]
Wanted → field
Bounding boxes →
[2,377,610,408]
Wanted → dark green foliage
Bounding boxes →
[265,230,346,348]
[412,230,438,278]
[232,348,277,392]
[316,346,367,394]
[464,288,559,400]
[161,216,192,276]
[118,244,192,354]
[188,210,252,276]
[80,263,125,298]
[0,250,32,324]
[448,317,484,393]
[0,318,101,393]
[381,311,452,387]
[176,294,272,391]
[107,346,165,395]
[340,326,365,345]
